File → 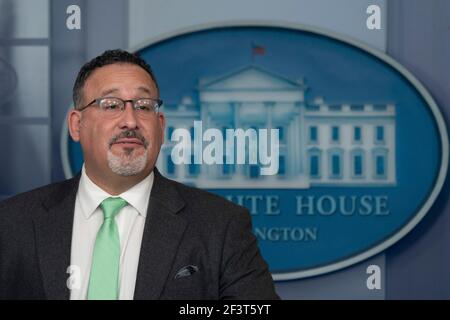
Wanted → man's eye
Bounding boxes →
[104,104,120,110]
[136,105,151,111]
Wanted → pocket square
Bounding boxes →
[174,265,199,279]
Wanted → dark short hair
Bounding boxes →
[72,49,159,108]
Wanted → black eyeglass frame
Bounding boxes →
[77,97,163,113]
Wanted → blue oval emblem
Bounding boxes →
[62,25,448,280]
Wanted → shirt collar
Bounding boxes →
[78,165,154,219]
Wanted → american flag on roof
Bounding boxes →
[252,43,266,56]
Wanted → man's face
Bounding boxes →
[68,63,165,178]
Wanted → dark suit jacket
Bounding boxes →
[0,168,279,300]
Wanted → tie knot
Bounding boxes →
[100,197,127,220]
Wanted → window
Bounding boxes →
[373,148,388,179]
[222,155,234,175]
[350,105,364,111]
[0,3,51,199]
[310,155,320,177]
[375,126,384,143]
[332,155,341,176]
[278,155,286,175]
[249,165,259,178]
[331,126,340,142]
[168,126,174,140]
[277,126,284,141]
[351,149,365,178]
[166,154,175,175]
[373,105,387,111]
[354,155,363,176]
[188,155,199,175]
[329,105,342,111]
[308,148,322,178]
[376,155,385,176]
[309,126,318,143]
[222,126,228,137]
[222,126,229,155]
[306,105,320,111]
[328,149,343,179]
[354,126,362,142]
[250,126,259,144]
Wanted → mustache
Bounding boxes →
[109,130,149,148]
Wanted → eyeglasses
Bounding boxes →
[78,97,163,119]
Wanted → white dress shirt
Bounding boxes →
[69,165,153,300]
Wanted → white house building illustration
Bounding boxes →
[157,66,396,188]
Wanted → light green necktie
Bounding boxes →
[87,197,127,300]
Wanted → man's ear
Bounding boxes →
[68,109,82,142]
[159,112,166,143]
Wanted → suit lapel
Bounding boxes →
[33,175,80,300]
[32,169,186,300]
[133,169,187,300]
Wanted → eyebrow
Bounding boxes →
[100,88,119,97]
[100,86,154,97]
[136,86,154,96]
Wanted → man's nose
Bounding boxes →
[119,101,138,129]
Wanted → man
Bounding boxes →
[0,49,279,300]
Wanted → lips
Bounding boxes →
[112,138,144,146]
